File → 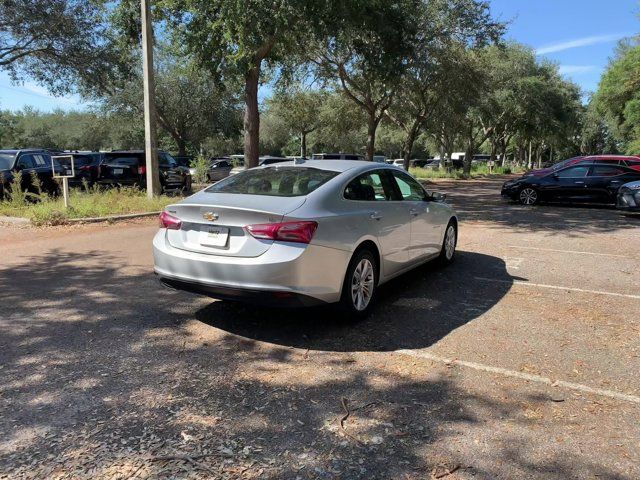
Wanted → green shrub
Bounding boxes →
[190,155,210,184]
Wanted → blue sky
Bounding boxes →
[1,0,638,112]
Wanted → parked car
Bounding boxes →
[0,149,62,197]
[391,159,406,169]
[229,156,290,176]
[56,152,104,187]
[616,180,640,212]
[154,160,457,316]
[524,155,640,177]
[312,153,366,161]
[373,155,387,163]
[501,163,640,205]
[207,158,233,182]
[97,150,192,192]
[412,159,440,169]
[172,155,194,168]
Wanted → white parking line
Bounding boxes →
[507,245,630,258]
[475,276,640,300]
[395,349,640,405]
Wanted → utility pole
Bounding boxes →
[141,0,161,197]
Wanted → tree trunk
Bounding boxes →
[244,66,260,168]
[177,139,187,157]
[300,131,307,158]
[366,114,380,162]
[462,129,474,177]
[402,122,420,170]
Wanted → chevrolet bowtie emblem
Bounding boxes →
[203,212,219,222]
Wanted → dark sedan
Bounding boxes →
[617,180,640,212]
[0,149,62,198]
[97,150,192,193]
[502,164,640,205]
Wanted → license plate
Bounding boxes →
[199,226,229,247]
[113,168,123,175]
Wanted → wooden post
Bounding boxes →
[62,177,69,208]
[141,0,161,197]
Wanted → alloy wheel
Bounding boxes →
[519,188,538,205]
[351,258,375,311]
[445,225,456,260]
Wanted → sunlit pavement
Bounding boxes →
[1,176,639,479]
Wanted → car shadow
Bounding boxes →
[195,251,514,352]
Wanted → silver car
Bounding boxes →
[153,160,458,316]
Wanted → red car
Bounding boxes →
[525,155,640,177]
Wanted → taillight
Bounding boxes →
[246,221,318,244]
[159,211,181,230]
[79,165,92,171]
[138,165,147,175]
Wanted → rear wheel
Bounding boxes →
[519,187,538,205]
[339,249,377,317]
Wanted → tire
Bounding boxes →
[339,249,378,317]
[519,187,539,205]
[437,220,457,266]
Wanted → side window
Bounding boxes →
[344,171,394,201]
[555,166,589,178]
[590,166,625,177]
[33,154,47,166]
[391,171,427,201]
[16,154,34,169]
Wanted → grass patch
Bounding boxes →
[409,163,525,180]
[0,185,176,225]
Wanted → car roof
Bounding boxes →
[260,159,402,174]
[582,155,640,160]
[0,149,48,155]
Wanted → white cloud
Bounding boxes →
[535,33,627,55]
[558,65,598,75]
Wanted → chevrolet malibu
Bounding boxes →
[153,160,458,316]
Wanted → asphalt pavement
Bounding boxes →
[0,176,638,479]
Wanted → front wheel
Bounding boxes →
[339,249,378,317]
[437,221,457,266]
[519,187,539,205]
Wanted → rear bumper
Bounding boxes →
[153,230,350,305]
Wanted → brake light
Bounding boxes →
[138,165,147,175]
[79,165,92,171]
[246,221,318,244]
[159,211,181,230]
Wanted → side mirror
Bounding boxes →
[431,192,446,202]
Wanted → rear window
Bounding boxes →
[206,167,338,197]
[0,153,15,170]
[105,155,140,166]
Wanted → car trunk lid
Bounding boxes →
[165,191,306,257]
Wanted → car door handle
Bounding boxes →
[370,211,383,220]
[610,180,621,184]
[574,181,585,184]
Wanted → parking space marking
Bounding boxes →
[507,245,630,258]
[475,276,640,300]
[395,349,640,405]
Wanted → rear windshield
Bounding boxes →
[206,167,338,197]
[104,155,140,166]
[0,153,15,170]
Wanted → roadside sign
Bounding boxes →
[52,155,75,208]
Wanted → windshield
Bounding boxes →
[206,167,338,197]
[0,153,15,170]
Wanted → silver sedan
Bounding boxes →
[153,160,458,316]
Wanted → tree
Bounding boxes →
[595,42,640,154]
[311,0,419,161]
[266,90,325,157]
[102,49,242,156]
[0,0,126,95]
[160,0,331,167]
[386,0,502,169]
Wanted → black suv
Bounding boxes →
[0,149,63,198]
[97,150,192,192]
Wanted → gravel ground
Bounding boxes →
[0,176,638,479]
